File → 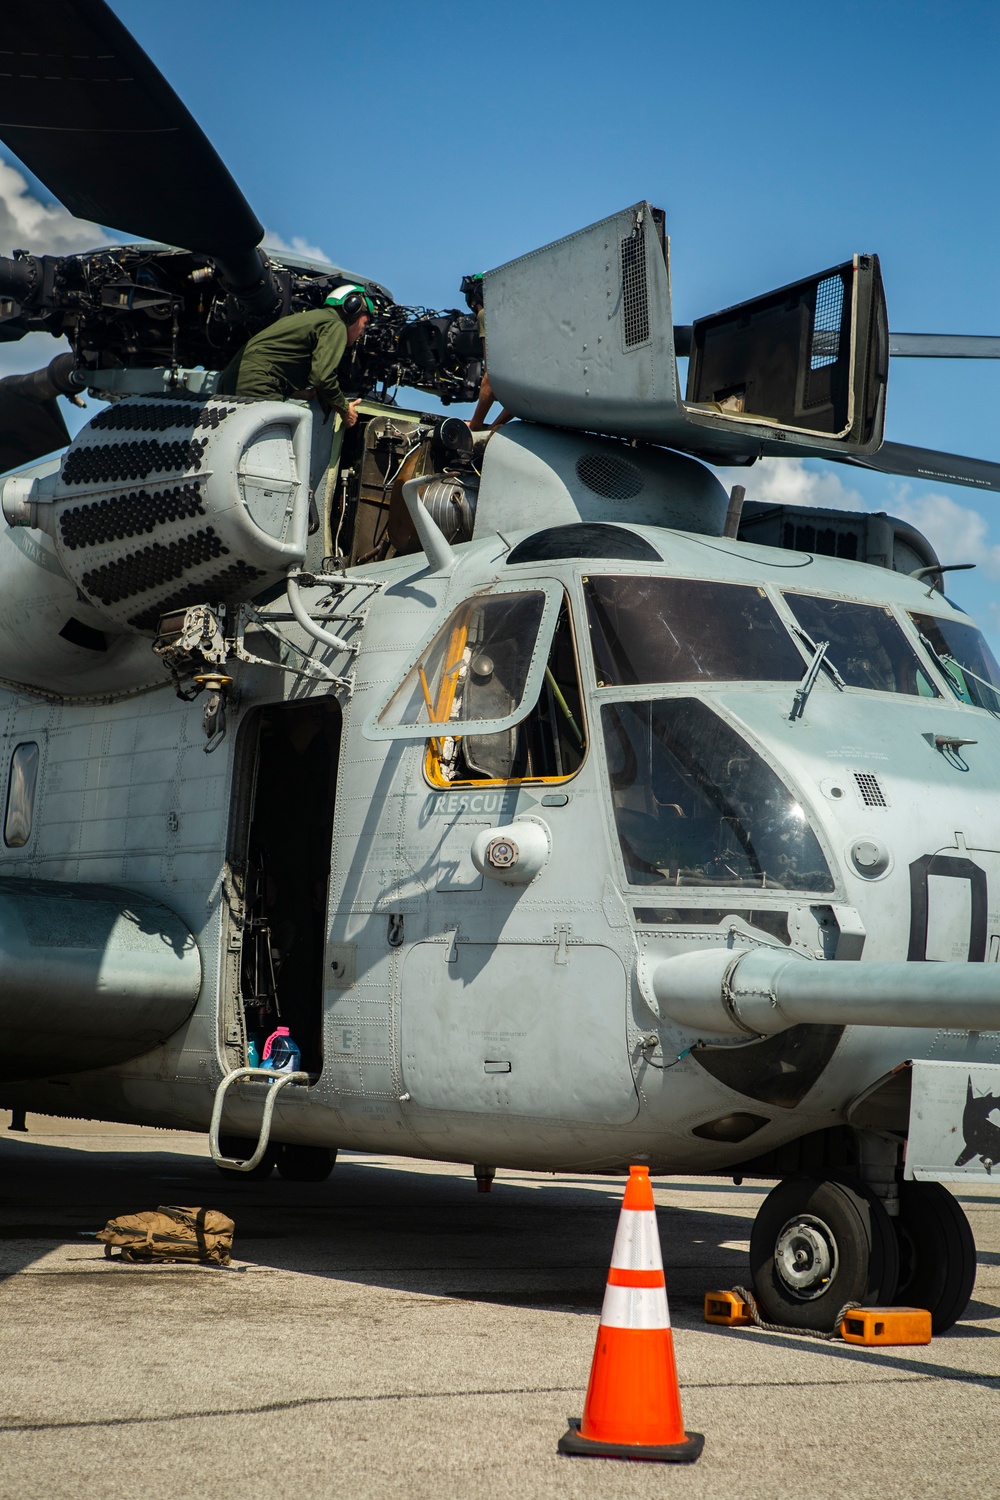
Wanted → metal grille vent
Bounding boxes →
[810,275,844,370]
[81,528,228,606]
[620,231,650,347]
[90,401,236,433]
[853,771,889,808]
[61,437,207,487]
[575,452,645,500]
[59,484,206,550]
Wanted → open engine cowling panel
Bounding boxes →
[484,202,888,465]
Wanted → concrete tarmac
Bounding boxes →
[1,1116,998,1500]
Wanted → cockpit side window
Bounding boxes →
[601,699,833,892]
[585,576,805,686]
[783,593,938,696]
[910,613,1000,714]
[370,585,561,740]
[427,597,586,786]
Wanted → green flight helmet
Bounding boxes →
[461,272,484,311]
[325,284,375,324]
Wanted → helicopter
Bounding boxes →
[2,0,1000,1338]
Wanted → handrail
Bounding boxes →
[208,1066,310,1172]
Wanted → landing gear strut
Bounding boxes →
[749,1176,899,1331]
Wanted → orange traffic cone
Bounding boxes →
[559,1166,703,1463]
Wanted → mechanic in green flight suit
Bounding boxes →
[216,283,373,427]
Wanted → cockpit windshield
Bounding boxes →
[910,613,1000,714]
[782,593,937,696]
[585,577,804,685]
[601,698,834,891]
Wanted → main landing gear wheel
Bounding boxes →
[277,1145,337,1182]
[216,1135,278,1180]
[749,1176,900,1332]
[894,1180,976,1333]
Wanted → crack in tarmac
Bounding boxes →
[5,1368,1000,1436]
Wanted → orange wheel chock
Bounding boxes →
[703,1290,754,1326]
[840,1307,932,1346]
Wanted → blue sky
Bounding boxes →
[3,0,998,638]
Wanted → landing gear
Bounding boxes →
[749,1176,899,1331]
[894,1180,976,1333]
[276,1144,337,1182]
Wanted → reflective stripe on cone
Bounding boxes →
[558,1165,704,1464]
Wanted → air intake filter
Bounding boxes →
[3,395,312,632]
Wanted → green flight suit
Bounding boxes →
[216,308,352,412]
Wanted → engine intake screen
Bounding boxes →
[585,576,804,686]
[602,698,833,891]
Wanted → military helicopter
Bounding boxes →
[2,0,1000,1338]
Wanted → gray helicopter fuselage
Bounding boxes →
[1,416,998,1176]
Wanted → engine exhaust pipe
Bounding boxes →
[651,947,1000,1039]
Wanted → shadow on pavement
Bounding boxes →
[0,1135,758,1312]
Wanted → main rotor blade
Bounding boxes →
[0,0,263,258]
[673,328,1000,360]
[889,334,1000,358]
[839,441,1000,493]
[0,390,70,474]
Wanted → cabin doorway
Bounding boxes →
[235,698,341,1075]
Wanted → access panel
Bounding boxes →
[686,256,887,446]
[401,941,638,1122]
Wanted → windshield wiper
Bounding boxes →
[789,629,845,720]
[916,629,999,712]
[792,625,847,687]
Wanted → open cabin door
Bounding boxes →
[683,256,888,448]
[226,698,341,1076]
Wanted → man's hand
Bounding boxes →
[343,399,361,428]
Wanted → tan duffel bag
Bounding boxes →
[97,1205,235,1265]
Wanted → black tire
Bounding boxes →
[894,1180,976,1333]
[216,1135,278,1180]
[277,1144,337,1183]
[749,1176,900,1331]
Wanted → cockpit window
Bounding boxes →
[370,585,561,740]
[601,698,834,891]
[910,613,1000,714]
[585,576,805,686]
[782,593,938,696]
[427,598,586,786]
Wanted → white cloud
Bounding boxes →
[888,489,1000,577]
[0,157,106,257]
[261,228,330,263]
[713,456,867,512]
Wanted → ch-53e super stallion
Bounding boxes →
[2,0,1000,1335]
